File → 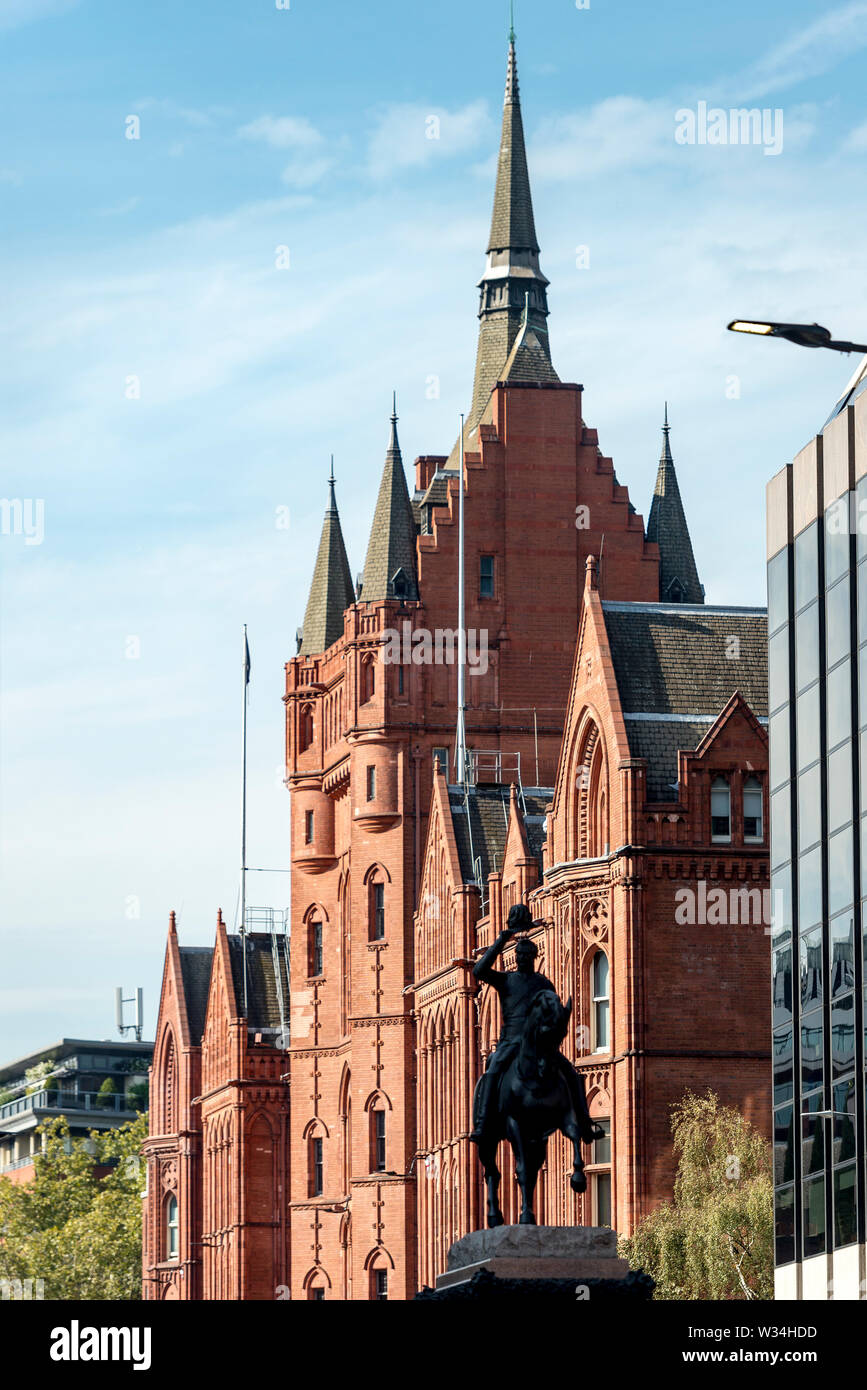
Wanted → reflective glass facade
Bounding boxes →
[768,418,867,1297]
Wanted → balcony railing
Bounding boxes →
[0,1088,142,1123]
[0,1154,37,1173]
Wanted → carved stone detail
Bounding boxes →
[580,897,608,945]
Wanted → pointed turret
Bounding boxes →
[646,406,704,605]
[298,463,356,656]
[452,32,557,460]
[359,400,419,602]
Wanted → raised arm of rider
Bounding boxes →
[472,930,512,984]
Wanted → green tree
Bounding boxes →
[24,1060,57,1095]
[127,1082,149,1113]
[619,1089,773,1300]
[0,1113,147,1300]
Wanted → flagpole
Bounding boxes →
[240,624,249,1014]
[455,414,467,786]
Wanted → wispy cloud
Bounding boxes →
[134,97,225,128]
[0,0,79,30]
[530,97,674,181]
[239,115,324,149]
[97,195,141,217]
[366,99,492,179]
[843,118,867,152]
[728,1,867,99]
[239,114,334,187]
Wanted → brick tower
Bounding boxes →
[145,31,684,1301]
[281,32,660,1301]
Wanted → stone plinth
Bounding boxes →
[435,1225,631,1291]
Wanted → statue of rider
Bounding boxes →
[470,903,601,1146]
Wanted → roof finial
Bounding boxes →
[660,403,673,464]
[387,392,402,461]
[327,454,338,512]
[509,0,516,44]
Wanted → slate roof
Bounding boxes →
[421,473,452,509]
[298,476,355,656]
[414,472,454,533]
[227,934,291,1031]
[448,785,552,884]
[450,38,555,464]
[360,410,419,602]
[499,314,560,387]
[645,409,704,605]
[601,602,768,800]
[178,947,214,1045]
[487,40,538,253]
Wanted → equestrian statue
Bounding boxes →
[470,903,604,1227]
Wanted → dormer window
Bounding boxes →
[711,776,731,842]
[391,568,411,599]
[743,776,763,842]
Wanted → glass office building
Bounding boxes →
[767,380,867,1299]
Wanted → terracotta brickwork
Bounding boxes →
[143,916,290,1300]
[143,34,770,1300]
[279,383,658,1300]
[412,559,771,1278]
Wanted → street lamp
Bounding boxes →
[728,319,867,354]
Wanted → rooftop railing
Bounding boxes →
[0,1088,141,1124]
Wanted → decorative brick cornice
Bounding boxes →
[350,1014,414,1028]
[323,758,351,794]
[290,1044,350,1060]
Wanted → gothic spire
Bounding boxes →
[359,400,419,603]
[646,405,704,605]
[298,462,356,656]
[449,33,557,462]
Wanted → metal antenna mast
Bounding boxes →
[115,987,144,1042]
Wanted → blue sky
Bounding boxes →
[2,0,867,1057]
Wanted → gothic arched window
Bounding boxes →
[309,1132,324,1197]
[361,658,375,704]
[370,1107,386,1173]
[368,875,385,941]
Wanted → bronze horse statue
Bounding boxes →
[473,976,601,1227]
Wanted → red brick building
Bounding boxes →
[144,36,770,1300]
[412,557,771,1286]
